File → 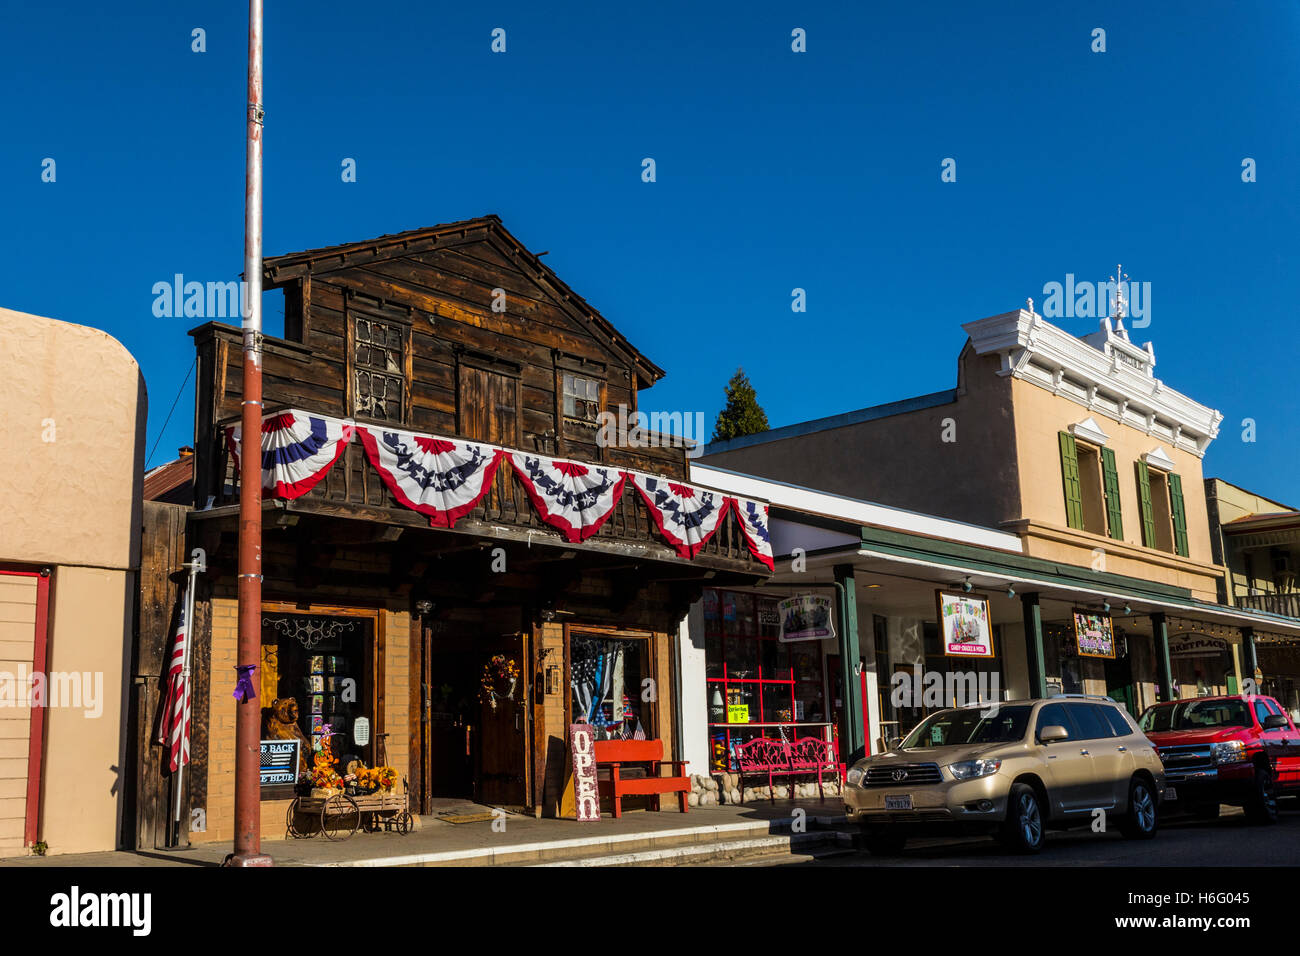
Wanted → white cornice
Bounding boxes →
[963,309,1222,458]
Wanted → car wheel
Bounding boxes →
[1120,778,1159,839]
[1244,765,1279,825]
[1191,802,1220,820]
[861,826,908,856]
[999,783,1045,854]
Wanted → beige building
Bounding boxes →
[699,303,1296,717]
[0,307,147,856]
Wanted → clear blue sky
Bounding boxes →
[3,1,1298,504]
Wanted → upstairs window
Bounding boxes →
[353,316,405,422]
[1058,431,1123,540]
[562,373,600,424]
[1135,460,1190,557]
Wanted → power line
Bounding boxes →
[145,357,197,471]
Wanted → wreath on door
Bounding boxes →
[479,654,520,711]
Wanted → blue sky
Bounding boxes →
[3,1,1298,504]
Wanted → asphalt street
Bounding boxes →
[734,801,1300,866]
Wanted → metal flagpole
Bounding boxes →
[228,0,271,867]
[170,552,202,845]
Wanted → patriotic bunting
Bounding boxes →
[221,410,773,567]
[730,496,775,571]
[357,426,505,528]
[508,452,627,543]
[628,473,730,560]
[226,409,355,500]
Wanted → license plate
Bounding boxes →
[884,794,913,811]
[1164,786,1177,801]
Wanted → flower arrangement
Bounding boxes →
[479,654,520,711]
[353,765,398,792]
[309,729,344,793]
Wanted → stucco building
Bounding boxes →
[0,307,147,856]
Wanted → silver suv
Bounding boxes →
[844,696,1165,854]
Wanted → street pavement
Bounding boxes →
[729,802,1300,866]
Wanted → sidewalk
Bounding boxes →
[0,799,849,868]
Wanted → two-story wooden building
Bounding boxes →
[165,217,771,846]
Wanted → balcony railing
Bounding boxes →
[1234,592,1300,620]
[199,415,766,573]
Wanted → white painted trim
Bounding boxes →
[963,310,1222,459]
[1070,416,1110,447]
[1143,446,1177,472]
[688,463,1024,554]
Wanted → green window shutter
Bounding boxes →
[1169,472,1190,557]
[1101,446,1124,540]
[1058,431,1084,530]
[1135,460,1156,548]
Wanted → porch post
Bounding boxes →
[1241,626,1259,691]
[1021,592,1047,699]
[834,564,865,762]
[1152,612,1174,701]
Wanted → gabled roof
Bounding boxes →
[143,454,193,503]
[261,215,666,387]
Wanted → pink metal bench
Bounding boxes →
[734,735,844,800]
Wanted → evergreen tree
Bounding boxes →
[711,367,770,442]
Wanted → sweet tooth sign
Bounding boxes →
[570,723,601,821]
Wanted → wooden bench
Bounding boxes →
[592,739,689,817]
[735,735,843,799]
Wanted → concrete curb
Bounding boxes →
[532,830,854,867]
[313,813,849,867]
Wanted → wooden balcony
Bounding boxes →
[1234,591,1300,621]
[194,414,769,576]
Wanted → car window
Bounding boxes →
[1253,701,1272,726]
[1139,705,1173,732]
[1263,698,1281,717]
[1098,704,1134,737]
[1141,699,1248,731]
[1068,703,1113,739]
[1035,702,1077,741]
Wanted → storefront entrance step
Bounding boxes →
[315,810,849,868]
[531,831,854,867]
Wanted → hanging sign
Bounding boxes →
[570,723,601,822]
[936,590,995,658]
[778,595,835,643]
[1073,609,1117,659]
[260,739,301,786]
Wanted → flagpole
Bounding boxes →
[170,557,201,845]
[228,0,271,867]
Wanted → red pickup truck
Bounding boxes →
[1138,694,1300,824]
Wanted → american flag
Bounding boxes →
[157,585,192,772]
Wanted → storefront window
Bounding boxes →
[570,633,651,741]
[702,588,828,772]
[260,613,374,775]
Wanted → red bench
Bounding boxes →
[592,739,689,817]
[735,735,843,799]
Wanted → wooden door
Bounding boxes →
[476,633,529,808]
[459,364,518,446]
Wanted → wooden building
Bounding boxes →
[155,216,771,845]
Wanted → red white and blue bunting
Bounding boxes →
[357,427,505,528]
[508,453,627,543]
[628,473,730,560]
[223,411,773,566]
[225,410,355,500]
[729,496,774,571]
